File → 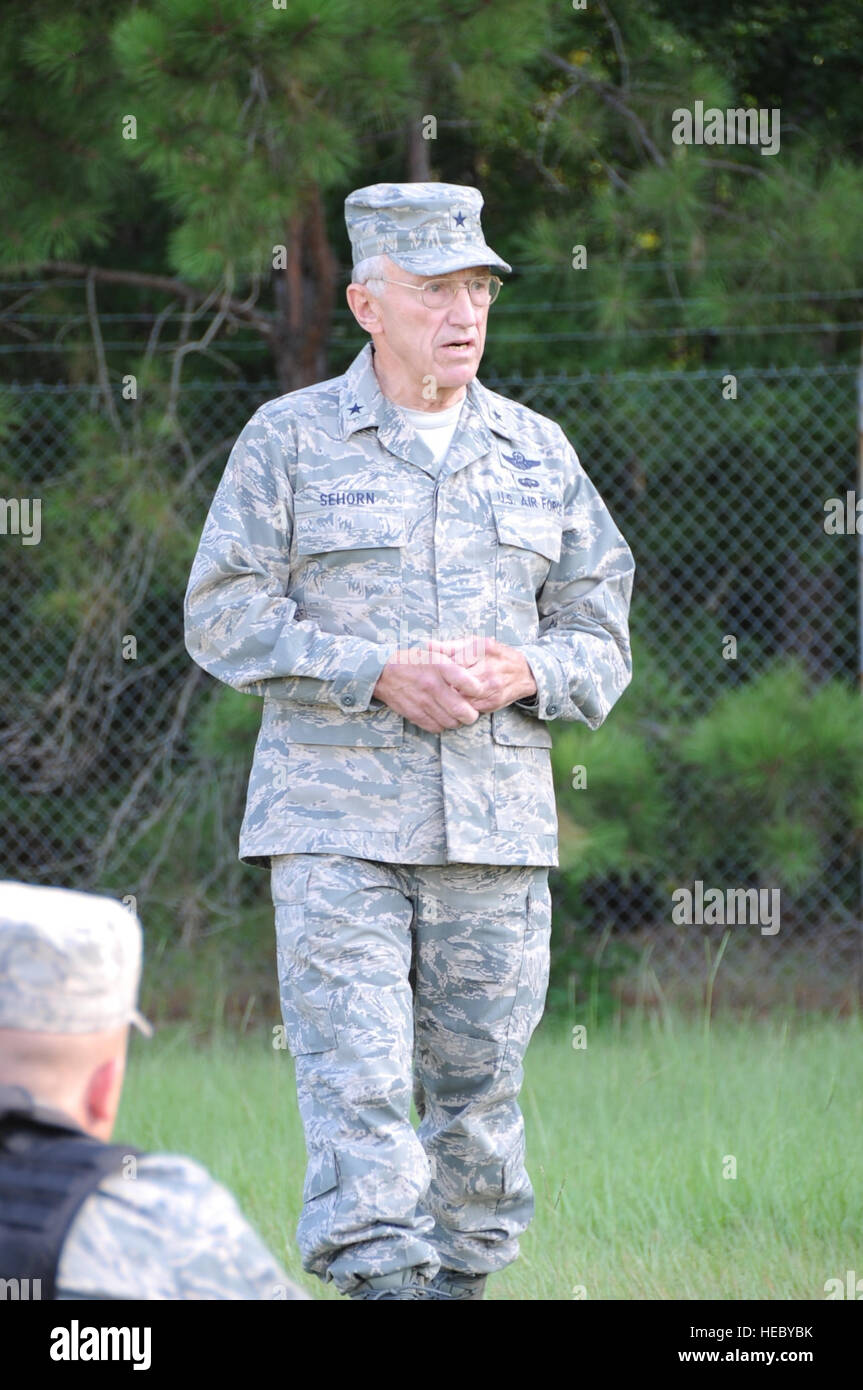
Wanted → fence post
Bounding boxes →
[858,340,863,933]
[859,340,863,696]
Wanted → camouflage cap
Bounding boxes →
[345,181,512,277]
[0,881,153,1037]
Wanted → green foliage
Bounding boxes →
[544,906,640,1024]
[545,654,861,1013]
[1,0,859,1024]
[0,2,133,266]
[681,659,863,886]
[2,0,861,380]
[188,685,261,760]
[552,723,672,882]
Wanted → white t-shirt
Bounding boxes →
[397,397,465,465]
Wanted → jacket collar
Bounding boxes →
[0,1083,88,1136]
[338,341,520,475]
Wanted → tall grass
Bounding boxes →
[117,1005,863,1301]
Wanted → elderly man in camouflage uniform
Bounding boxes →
[184,183,635,1300]
[0,882,309,1300]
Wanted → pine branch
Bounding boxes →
[541,49,667,168]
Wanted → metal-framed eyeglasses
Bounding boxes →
[376,275,502,308]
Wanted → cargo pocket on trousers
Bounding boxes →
[303,1144,340,1205]
[274,867,339,1057]
[501,877,552,1074]
[495,1133,532,1222]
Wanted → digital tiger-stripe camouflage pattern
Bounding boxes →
[183,340,635,871]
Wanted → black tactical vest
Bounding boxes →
[0,1085,143,1300]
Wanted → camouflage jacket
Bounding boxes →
[56,1150,308,1301]
[56,1151,309,1300]
[184,341,635,869]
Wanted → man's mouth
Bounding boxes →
[440,340,475,351]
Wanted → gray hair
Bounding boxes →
[351,253,392,296]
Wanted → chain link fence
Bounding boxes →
[1,362,859,1014]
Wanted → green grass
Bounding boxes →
[117,1009,863,1301]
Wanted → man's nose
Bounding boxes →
[446,286,481,322]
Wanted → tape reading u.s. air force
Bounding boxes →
[318,491,376,506]
[493,488,562,513]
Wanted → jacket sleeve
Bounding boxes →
[183,409,392,711]
[513,424,635,729]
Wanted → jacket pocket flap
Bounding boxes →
[492,500,562,563]
[491,705,553,748]
[295,489,406,553]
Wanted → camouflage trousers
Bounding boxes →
[270,853,551,1296]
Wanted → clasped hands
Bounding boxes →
[372,636,538,735]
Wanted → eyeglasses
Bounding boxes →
[377,275,502,308]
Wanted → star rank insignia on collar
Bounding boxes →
[454,210,466,226]
[348,402,361,415]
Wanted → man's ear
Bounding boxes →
[346,283,383,334]
[85,1056,119,1128]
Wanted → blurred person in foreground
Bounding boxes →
[0,881,309,1300]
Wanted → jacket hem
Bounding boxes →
[240,832,558,869]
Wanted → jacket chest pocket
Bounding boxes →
[293,485,406,607]
[491,495,562,564]
[491,494,562,643]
